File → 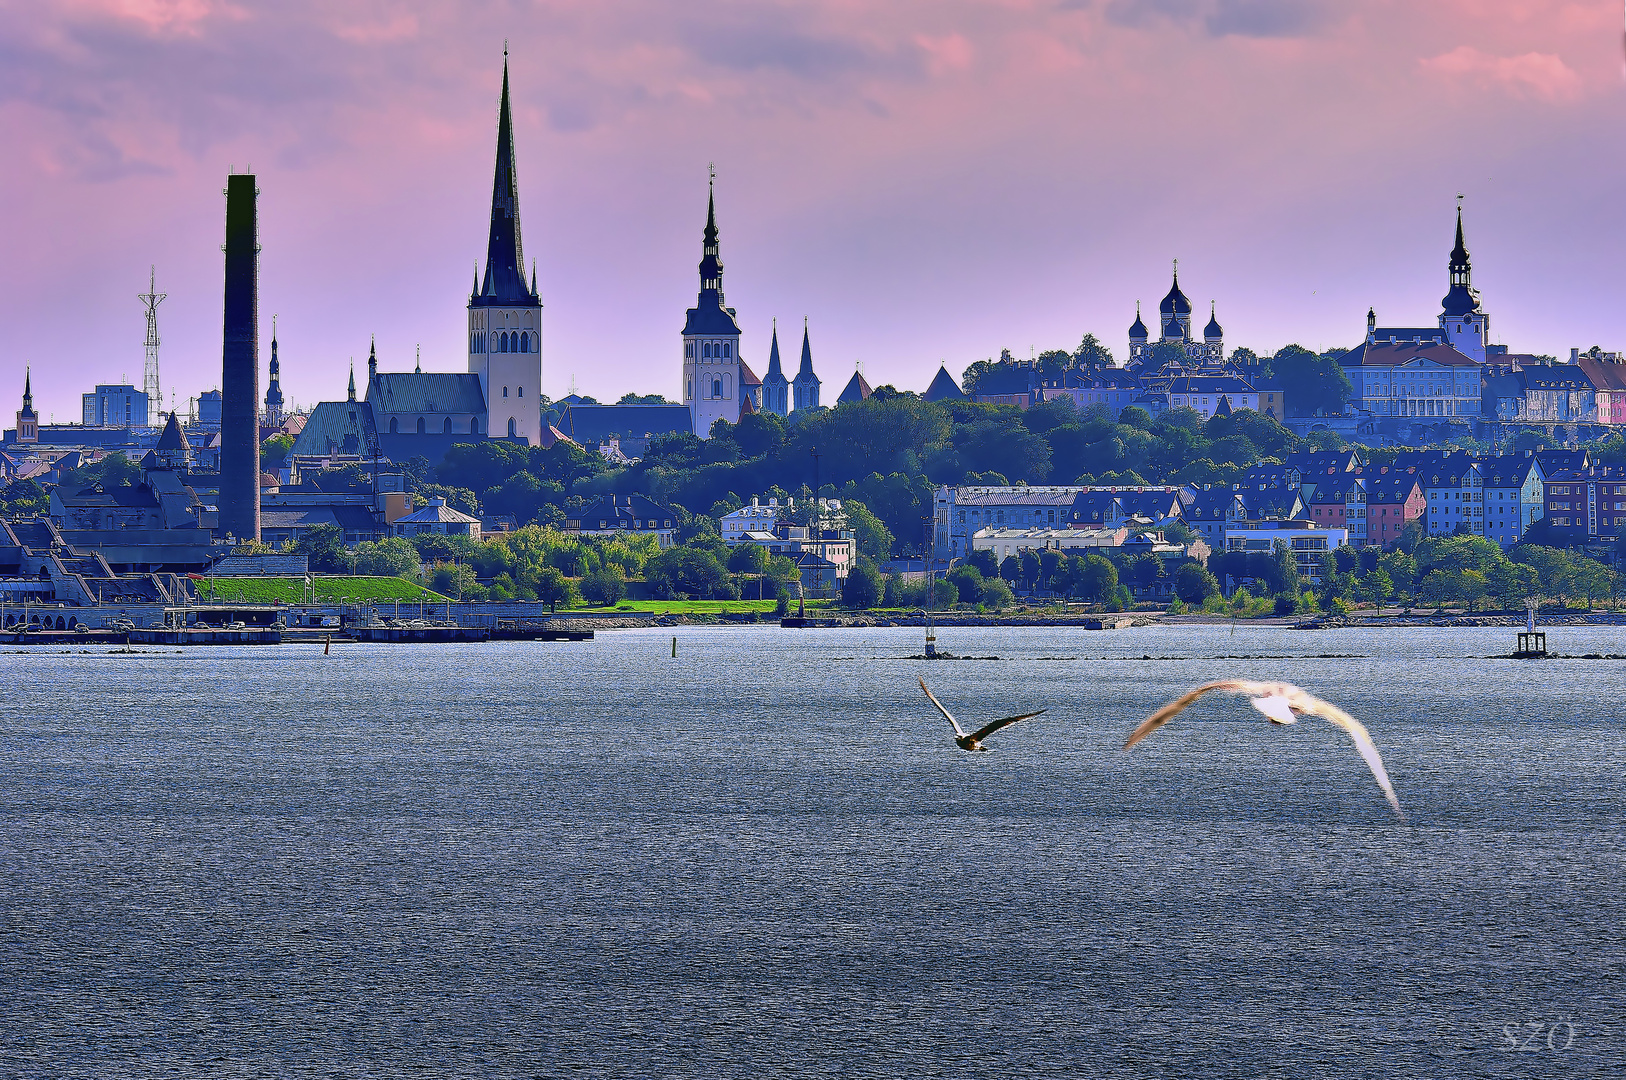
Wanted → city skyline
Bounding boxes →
[3,1,1623,417]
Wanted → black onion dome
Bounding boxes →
[1204,302,1223,340]
[1129,302,1148,340]
[1160,270,1192,317]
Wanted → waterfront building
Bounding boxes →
[1180,488,1247,551]
[972,525,1129,562]
[392,498,482,542]
[1478,453,1545,547]
[933,485,1089,560]
[1361,476,1424,546]
[565,494,679,548]
[1542,466,1626,541]
[1222,521,1349,581]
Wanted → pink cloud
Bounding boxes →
[1421,45,1583,103]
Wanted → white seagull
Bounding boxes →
[919,677,1046,752]
[1123,679,1404,819]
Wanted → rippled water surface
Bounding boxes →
[2,624,1623,1077]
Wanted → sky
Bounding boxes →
[2,0,1623,421]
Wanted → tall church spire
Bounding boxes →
[766,319,783,378]
[798,318,815,377]
[481,55,531,302]
[21,367,33,414]
[698,169,724,304]
[1441,196,1481,316]
[347,361,356,403]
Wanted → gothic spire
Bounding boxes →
[1442,197,1481,316]
[368,336,378,383]
[22,366,32,412]
[766,318,784,378]
[698,170,723,303]
[480,56,531,302]
[347,361,356,402]
[798,318,815,377]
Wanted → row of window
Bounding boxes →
[390,416,481,434]
[684,340,734,360]
[470,330,536,354]
[597,519,673,529]
[501,386,525,398]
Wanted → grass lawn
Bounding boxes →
[194,576,449,604]
[595,599,836,615]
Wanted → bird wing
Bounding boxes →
[1124,681,1251,749]
[1248,693,1299,726]
[918,677,967,738]
[969,709,1046,744]
[1283,689,1404,820]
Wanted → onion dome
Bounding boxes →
[1204,301,1223,342]
[1160,265,1192,318]
[1129,301,1148,342]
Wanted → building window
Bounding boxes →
[471,417,480,434]
[389,417,399,433]
[508,418,517,438]
[724,342,732,358]
[503,386,509,398]
[417,417,426,434]
[712,378,721,397]
[443,417,453,433]
[518,386,524,398]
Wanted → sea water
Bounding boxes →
[1,625,1621,1077]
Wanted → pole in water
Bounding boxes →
[324,634,331,655]
[672,636,677,657]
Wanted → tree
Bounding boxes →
[1268,345,1353,416]
[534,566,575,612]
[1175,563,1220,605]
[842,561,883,609]
[981,578,1015,610]
[947,565,985,604]
[581,564,627,606]
[843,500,896,561]
[644,546,729,599]
[727,544,769,574]
[1271,540,1302,597]
[292,524,347,572]
[261,434,295,470]
[1077,554,1119,604]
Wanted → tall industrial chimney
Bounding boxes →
[220,173,261,542]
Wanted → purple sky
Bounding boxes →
[3,1,1623,420]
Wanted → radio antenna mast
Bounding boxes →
[138,266,166,420]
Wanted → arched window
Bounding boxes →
[503,386,509,398]
[518,386,524,398]
[417,417,427,434]
[470,417,480,434]
[703,342,712,359]
[712,378,721,397]
[685,342,694,359]
[443,417,453,433]
[508,417,517,437]
[389,417,399,434]
[521,333,530,353]
[724,342,731,359]
[503,332,512,352]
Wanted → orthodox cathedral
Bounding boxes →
[1128,263,1224,368]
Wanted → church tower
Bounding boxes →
[15,368,38,444]
[468,54,543,444]
[682,174,742,439]
[762,319,790,417]
[263,316,285,428]
[1438,200,1489,363]
[792,318,821,412]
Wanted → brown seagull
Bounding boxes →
[1124,679,1404,819]
[919,677,1046,752]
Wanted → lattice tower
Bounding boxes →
[139,265,166,414]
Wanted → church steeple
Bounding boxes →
[347,361,356,403]
[263,316,284,426]
[698,172,724,304]
[480,54,532,303]
[367,336,378,384]
[1441,197,1482,316]
[766,319,784,379]
[15,367,38,444]
[21,367,33,415]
